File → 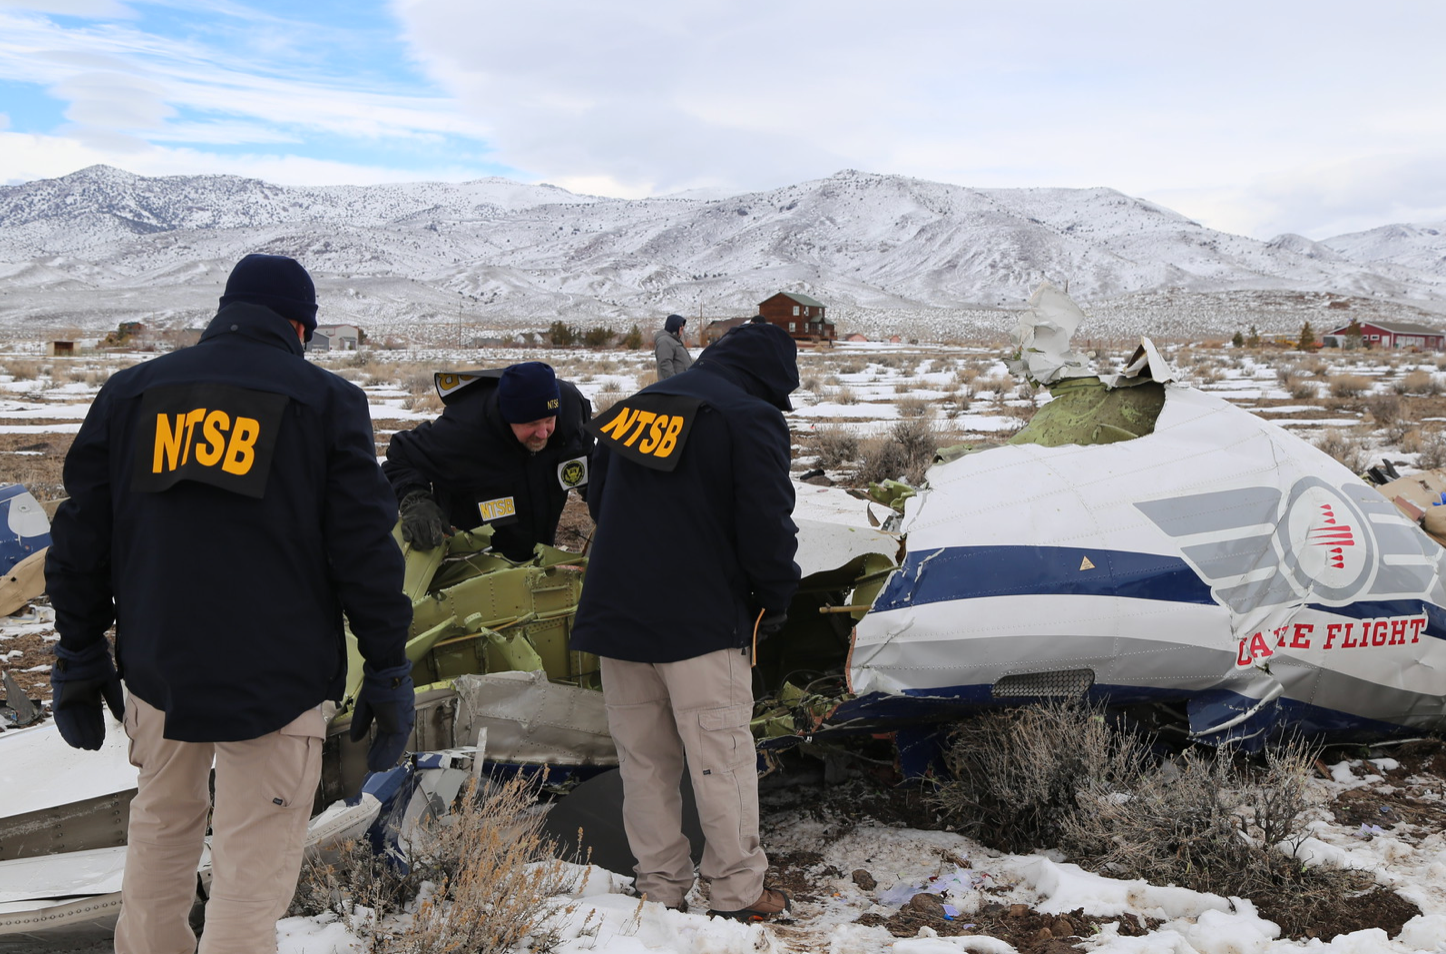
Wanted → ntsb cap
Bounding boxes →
[220,254,318,341]
[498,362,562,423]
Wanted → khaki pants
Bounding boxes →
[115,694,324,954]
[600,649,766,911]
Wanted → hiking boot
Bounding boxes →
[707,887,791,921]
[665,900,688,913]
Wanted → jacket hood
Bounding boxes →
[664,314,686,334]
[200,301,304,356]
[693,322,799,411]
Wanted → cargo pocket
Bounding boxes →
[262,710,325,810]
[694,702,754,774]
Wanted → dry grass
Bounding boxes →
[812,425,861,469]
[1397,370,1442,396]
[931,703,1368,941]
[855,417,946,485]
[293,774,577,954]
[1315,429,1368,472]
[1328,374,1373,399]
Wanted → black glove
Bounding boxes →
[349,662,416,772]
[50,641,125,750]
[399,491,448,550]
[756,611,788,643]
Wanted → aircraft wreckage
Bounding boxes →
[6,282,1446,942]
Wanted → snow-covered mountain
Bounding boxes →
[1322,221,1446,276]
[2,164,1444,341]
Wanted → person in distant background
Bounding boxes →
[654,314,692,380]
[384,361,593,561]
[46,253,413,954]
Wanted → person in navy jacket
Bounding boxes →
[571,322,800,920]
[46,254,413,954]
[383,362,593,561]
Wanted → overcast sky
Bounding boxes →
[1,0,1443,241]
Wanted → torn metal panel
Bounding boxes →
[452,671,616,767]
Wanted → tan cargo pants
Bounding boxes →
[115,694,324,954]
[600,648,766,911]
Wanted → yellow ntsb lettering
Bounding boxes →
[655,416,685,458]
[151,408,262,477]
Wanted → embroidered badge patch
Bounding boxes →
[477,496,518,524]
[558,456,589,489]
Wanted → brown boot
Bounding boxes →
[707,887,791,921]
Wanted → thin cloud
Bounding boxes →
[394,0,1446,237]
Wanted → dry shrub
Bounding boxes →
[396,776,577,954]
[293,774,576,954]
[813,425,861,469]
[1288,379,1318,400]
[592,385,624,416]
[830,386,859,405]
[1315,429,1368,472]
[1416,428,1446,470]
[932,704,1367,941]
[634,369,658,390]
[897,396,931,419]
[1364,394,1402,434]
[1328,374,1372,399]
[975,376,1012,399]
[1397,370,1441,396]
[855,417,939,485]
[893,380,916,394]
[1060,737,1370,939]
[5,359,42,381]
[931,701,1149,853]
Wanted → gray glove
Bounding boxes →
[399,491,448,549]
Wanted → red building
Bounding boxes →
[1328,320,1446,351]
[757,292,836,342]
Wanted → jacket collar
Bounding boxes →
[200,302,305,357]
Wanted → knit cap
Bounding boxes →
[219,254,318,340]
[498,362,562,423]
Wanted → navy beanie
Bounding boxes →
[219,254,318,341]
[664,314,686,334]
[498,362,561,423]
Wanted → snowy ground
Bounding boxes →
[7,339,1446,952]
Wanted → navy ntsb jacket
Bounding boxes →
[383,373,593,562]
[571,323,801,663]
[46,303,411,742]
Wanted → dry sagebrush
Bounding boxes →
[293,774,578,954]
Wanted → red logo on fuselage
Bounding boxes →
[1307,504,1355,570]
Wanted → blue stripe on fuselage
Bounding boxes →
[873,545,1217,612]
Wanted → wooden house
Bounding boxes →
[756,293,836,342]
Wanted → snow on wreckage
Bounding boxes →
[8,283,1446,942]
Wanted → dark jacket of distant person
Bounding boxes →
[383,372,593,561]
[571,323,800,663]
[45,301,412,743]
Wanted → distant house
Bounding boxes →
[845,333,868,343]
[1328,320,1445,351]
[308,323,363,352]
[50,341,75,357]
[756,292,836,342]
